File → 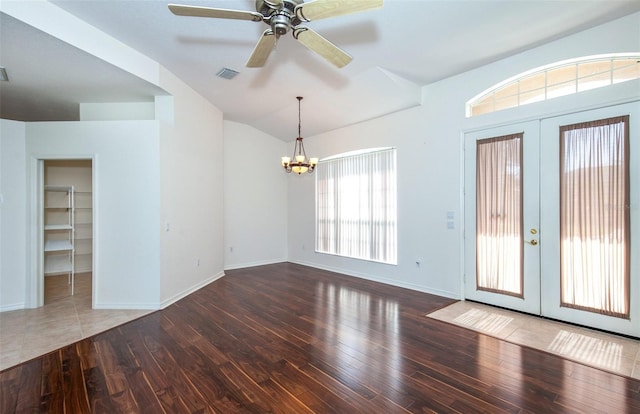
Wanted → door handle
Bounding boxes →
[526,239,538,246]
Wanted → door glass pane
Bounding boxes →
[559,116,630,318]
[476,134,523,297]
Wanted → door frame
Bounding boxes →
[29,155,97,309]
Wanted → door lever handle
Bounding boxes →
[526,239,538,246]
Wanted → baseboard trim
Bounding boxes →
[91,271,227,310]
[288,260,460,300]
[0,302,26,312]
[224,258,287,271]
[159,271,226,309]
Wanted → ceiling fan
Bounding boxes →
[168,0,383,68]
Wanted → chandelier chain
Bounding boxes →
[298,96,302,138]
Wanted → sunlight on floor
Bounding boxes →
[453,308,514,334]
[428,301,640,379]
[549,330,624,372]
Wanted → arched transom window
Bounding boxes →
[467,54,640,117]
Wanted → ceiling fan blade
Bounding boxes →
[293,27,352,68]
[246,30,277,67]
[295,0,383,22]
[168,4,263,22]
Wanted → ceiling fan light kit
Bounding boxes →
[281,96,318,175]
[168,0,383,68]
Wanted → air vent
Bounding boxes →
[216,67,239,80]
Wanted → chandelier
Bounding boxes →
[281,96,318,174]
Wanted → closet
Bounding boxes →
[43,160,92,303]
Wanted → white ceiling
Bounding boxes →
[2,0,639,140]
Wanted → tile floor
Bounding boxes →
[0,273,151,371]
[428,301,640,379]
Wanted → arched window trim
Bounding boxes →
[466,53,640,117]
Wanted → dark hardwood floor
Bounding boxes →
[2,262,639,413]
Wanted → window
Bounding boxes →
[316,148,397,264]
[467,54,640,117]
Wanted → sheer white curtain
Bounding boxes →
[476,134,523,296]
[560,116,630,318]
[316,149,397,264]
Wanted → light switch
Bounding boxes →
[446,211,455,230]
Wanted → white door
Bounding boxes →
[464,121,541,315]
[464,102,639,337]
[540,103,640,337]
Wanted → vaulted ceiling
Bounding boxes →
[2,1,639,140]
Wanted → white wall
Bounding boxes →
[286,106,460,297]
[157,67,225,306]
[80,102,155,121]
[0,119,27,311]
[26,120,161,309]
[3,96,226,311]
[287,12,640,299]
[1,0,226,311]
[223,121,288,270]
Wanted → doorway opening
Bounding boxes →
[43,159,93,306]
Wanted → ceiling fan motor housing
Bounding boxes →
[270,14,291,36]
[256,0,303,36]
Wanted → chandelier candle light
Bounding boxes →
[281,96,318,174]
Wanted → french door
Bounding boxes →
[464,121,541,315]
[464,103,639,337]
